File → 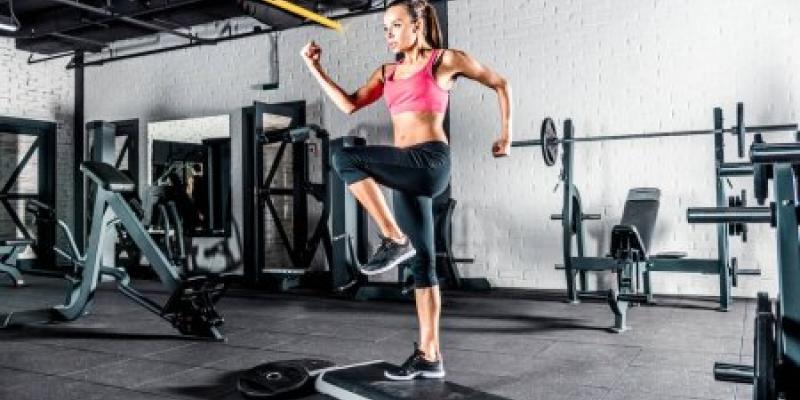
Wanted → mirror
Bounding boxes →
[146,115,231,237]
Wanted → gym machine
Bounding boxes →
[0,116,57,286]
[511,104,797,331]
[241,101,335,291]
[688,139,800,400]
[1,160,228,340]
[241,101,486,296]
[84,120,152,271]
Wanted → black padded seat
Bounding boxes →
[0,239,33,246]
[80,161,136,193]
[610,188,661,260]
[652,251,688,259]
[262,126,312,144]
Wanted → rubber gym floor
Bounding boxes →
[0,276,753,400]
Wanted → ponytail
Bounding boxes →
[388,0,442,49]
[423,3,442,49]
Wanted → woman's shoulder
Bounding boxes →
[435,48,468,64]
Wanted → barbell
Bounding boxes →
[512,110,799,167]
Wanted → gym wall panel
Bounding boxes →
[448,0,799,297]
[0,38,74,255]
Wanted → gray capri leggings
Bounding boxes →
[331,140,451,287]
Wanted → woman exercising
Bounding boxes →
[301,0,511,380]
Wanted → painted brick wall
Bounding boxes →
[0,38,74,256]
[81,0,799,297]
[448,0,799,297]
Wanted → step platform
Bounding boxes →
[316,361,510,400]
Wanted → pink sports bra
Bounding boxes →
[383,49,449,115]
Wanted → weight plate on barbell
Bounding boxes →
[541,117,559,167]
[753,163,770,206]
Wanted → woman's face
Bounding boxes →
[383,5,420,53]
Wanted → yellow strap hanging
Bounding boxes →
[257,0,343,32]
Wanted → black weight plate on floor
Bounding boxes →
[541,117,559,167]
[238,362,309,399]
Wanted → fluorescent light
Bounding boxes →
[0,15,18,32]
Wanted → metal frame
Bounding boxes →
[0,116,57,271]
[692,150,800,399]
[56,0,453,68]
[82,120,139,245]
[45,0,210,44]
[648,107,733,310]
[203,137,231,235]
[328,136,370,293]
[241,101,334,288]
[557,105,777,331]
[1,161,226,341]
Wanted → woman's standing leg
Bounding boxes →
[393,192,441,361]
[414,286,442,360]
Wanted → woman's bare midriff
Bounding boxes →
[391,111,449,148]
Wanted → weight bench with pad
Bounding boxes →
[606,188,662,332]
[0,238,33,287]
[1,161,227,340]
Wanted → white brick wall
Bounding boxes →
[81,0,800,297]
[0,38,74,252]
[449,0,799,297]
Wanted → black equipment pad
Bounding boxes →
[652,251,688,259]
[316,361,511,400]
[612,188,661,257]
[0,239,33,246]
[80,161,136,193]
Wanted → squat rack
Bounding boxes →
[512,103,797,314]
[0,116,57,271]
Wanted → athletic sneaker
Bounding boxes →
[359,235,416,275]
[384,344,445,380]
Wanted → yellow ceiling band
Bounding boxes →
[258,0,343,32]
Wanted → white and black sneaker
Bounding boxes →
[384,344,445,381]
[358,235,416,276]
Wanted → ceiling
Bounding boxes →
[0,0,373,55]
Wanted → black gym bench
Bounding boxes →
[565,187,669,332]
[1,161,228,340]
[567,187,739,332]
[545,107,774,332]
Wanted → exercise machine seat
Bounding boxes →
[610,188,660,261]
[0,239,33,247]
[80,161,136,193]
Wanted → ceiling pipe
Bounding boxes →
[45,0,211,43]
[24,0,208,40]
